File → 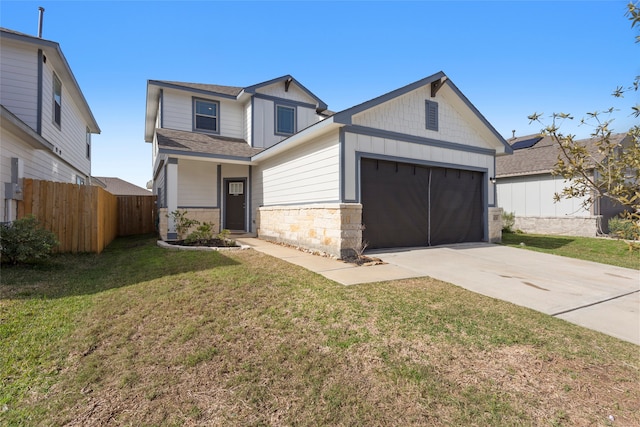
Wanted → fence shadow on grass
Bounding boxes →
[0,234,241,300]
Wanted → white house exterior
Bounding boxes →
[0,27,100,222]
[145,72,512,257]
[496,133,628,236]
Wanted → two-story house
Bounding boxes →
[145,72,512,257]
[0,27,100,222]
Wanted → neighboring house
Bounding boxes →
[496,133,629,236]
[145,71,512,257]
[0,27,100,222]
[93,177,152,196]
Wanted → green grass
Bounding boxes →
[502,232,640,270]
[1,235,639,426]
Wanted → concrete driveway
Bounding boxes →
[370,243,640,345]
[237,238,639,345]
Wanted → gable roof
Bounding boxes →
[93,177,151,196]
[496,132,629,178]
[253,71,512,162]
[145,75,328,141]
[0,27,100,134]
[147,80,244,99]
[332,71,512,155]
[156,128,264,161]
[243,74,328,111]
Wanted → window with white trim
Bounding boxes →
[275,104,295,135]
[194,98,219,133]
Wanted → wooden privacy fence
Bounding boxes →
[117,195,157,236]
[17,179,156,253]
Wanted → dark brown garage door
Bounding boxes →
[361,158,483,249]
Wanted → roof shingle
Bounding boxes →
[496,133,627,178]
[156,128,264,159]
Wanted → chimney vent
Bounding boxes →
[38,7,45,38]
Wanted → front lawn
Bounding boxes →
[502,232,640,270]
[1,235,638,426]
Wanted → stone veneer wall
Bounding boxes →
[257,203,363,258]
[514,216,600,237]
[488,207,503,243]
[158,208,221,241]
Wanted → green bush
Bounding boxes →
[502,211,516,233]
[0,216,59,265]
[185,222,215,245]
[167,210,200,240]
[608,217,639,240]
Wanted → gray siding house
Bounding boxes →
[496,133,629,236]
[0,27,100,222]
[145,72,512,257]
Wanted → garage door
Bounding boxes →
[360,158,484,249]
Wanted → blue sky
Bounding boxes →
[1,1,638,189]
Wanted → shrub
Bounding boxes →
[502,211,516,233]
[0,216,59,265]
[167,210,200,240]
[608,217,639,241]
[216,229,236,247]
[185,222,216,245]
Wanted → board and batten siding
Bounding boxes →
[39,60,91,177]
[352,84,493,152]
[177,159,218,207]
[0,43,39,130]
[161,88,244,139]
[342,131,495,205]
[252,98,319,149]
[253,132,340,211]
[497,175,591,218]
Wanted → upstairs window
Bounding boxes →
[53,73,62,128]
[194,99,219,133]
[275,104,295,135]
[86,128,91,159]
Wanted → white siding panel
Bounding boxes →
[496,175,590,218]
[255,132,340,206]
[244,101,252,143]
[39,61,91,176]
[162,89,192,132]
[161,88,244,139]
[256,82,317,104]
[352,84,493,151]
[177,159,217,207]
[0,43,38,130]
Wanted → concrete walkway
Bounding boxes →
[236,238,640,345]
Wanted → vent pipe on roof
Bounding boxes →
[512,130,516,139]
[37,7,45,38]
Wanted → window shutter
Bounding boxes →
[425,100,438,131]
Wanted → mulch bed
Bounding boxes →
[166,239,239,248]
